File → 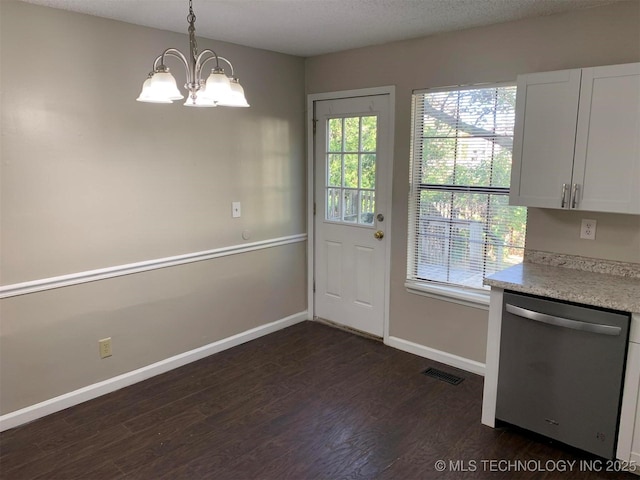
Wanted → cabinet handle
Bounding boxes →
[571,183,580,209]
[561,183,569,208]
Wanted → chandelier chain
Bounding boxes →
[187,0,198,62]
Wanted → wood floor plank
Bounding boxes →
[25,407,204,479]
[5,424,131,480]
[1,321,636,480]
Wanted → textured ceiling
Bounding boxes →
[21,0,621,57]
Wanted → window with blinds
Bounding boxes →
[407,84,526,291]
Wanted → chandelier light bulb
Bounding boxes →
[136,77,172,103]
[204,68,233,104]
[148,70,184,101]
[217,78,250,107]
[184,89,216,107]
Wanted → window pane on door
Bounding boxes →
[360,190,375,225]
[325,115,378,225]
[344,154,359,188]
[344,117,360,151]
[361,116,377,152]
[328,154,342,186]
[343,189,358,223]
[361,154,376,189]
[327,188,341,221]
[328,118,342,151]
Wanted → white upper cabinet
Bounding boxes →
[510,69,582,209]
[510,63,640,214]
[574,64,640,214]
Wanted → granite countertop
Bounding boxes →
[484,250,640,313]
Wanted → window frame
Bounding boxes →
[405,82,524,309]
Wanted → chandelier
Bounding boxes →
[137,0,249,107]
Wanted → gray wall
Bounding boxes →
[0,1,307,414]
[3,0,639,416]
[306,0,640,363]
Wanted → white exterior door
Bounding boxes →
[313,94,392,337]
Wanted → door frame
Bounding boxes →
[306,86,396,340]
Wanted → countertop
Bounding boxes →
[484,250,640,313]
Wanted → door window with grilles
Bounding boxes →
[407,84,526,291]
[325,115,377,225]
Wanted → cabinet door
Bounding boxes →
[634,379,640,465]
[617,314,640,464]
[618,341,640,464]
[510,69,581,208]
[573,63,640,214]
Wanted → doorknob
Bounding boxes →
[374,230,384,240]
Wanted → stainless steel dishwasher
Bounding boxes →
[496,291,630,459]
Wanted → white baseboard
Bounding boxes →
[0,311,309,432]
[385,336,486,376]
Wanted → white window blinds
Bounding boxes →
[407,84,527,291]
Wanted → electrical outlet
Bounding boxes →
[580,219,597,240]
[99,337,112,359]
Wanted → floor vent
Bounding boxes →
[422,367,464,385]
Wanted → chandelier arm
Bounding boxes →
[154,48,192,83]
[195,49,221,77]
[216,56,235,77]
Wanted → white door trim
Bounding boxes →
[306,86,395,341]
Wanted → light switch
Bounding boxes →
[232,202,241,218]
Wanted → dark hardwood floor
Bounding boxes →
[0,321,635,479]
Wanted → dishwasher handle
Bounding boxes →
[505,304,621,336]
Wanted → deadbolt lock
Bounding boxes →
[376,213,384,222]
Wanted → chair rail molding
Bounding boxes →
[0,233,307,299]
